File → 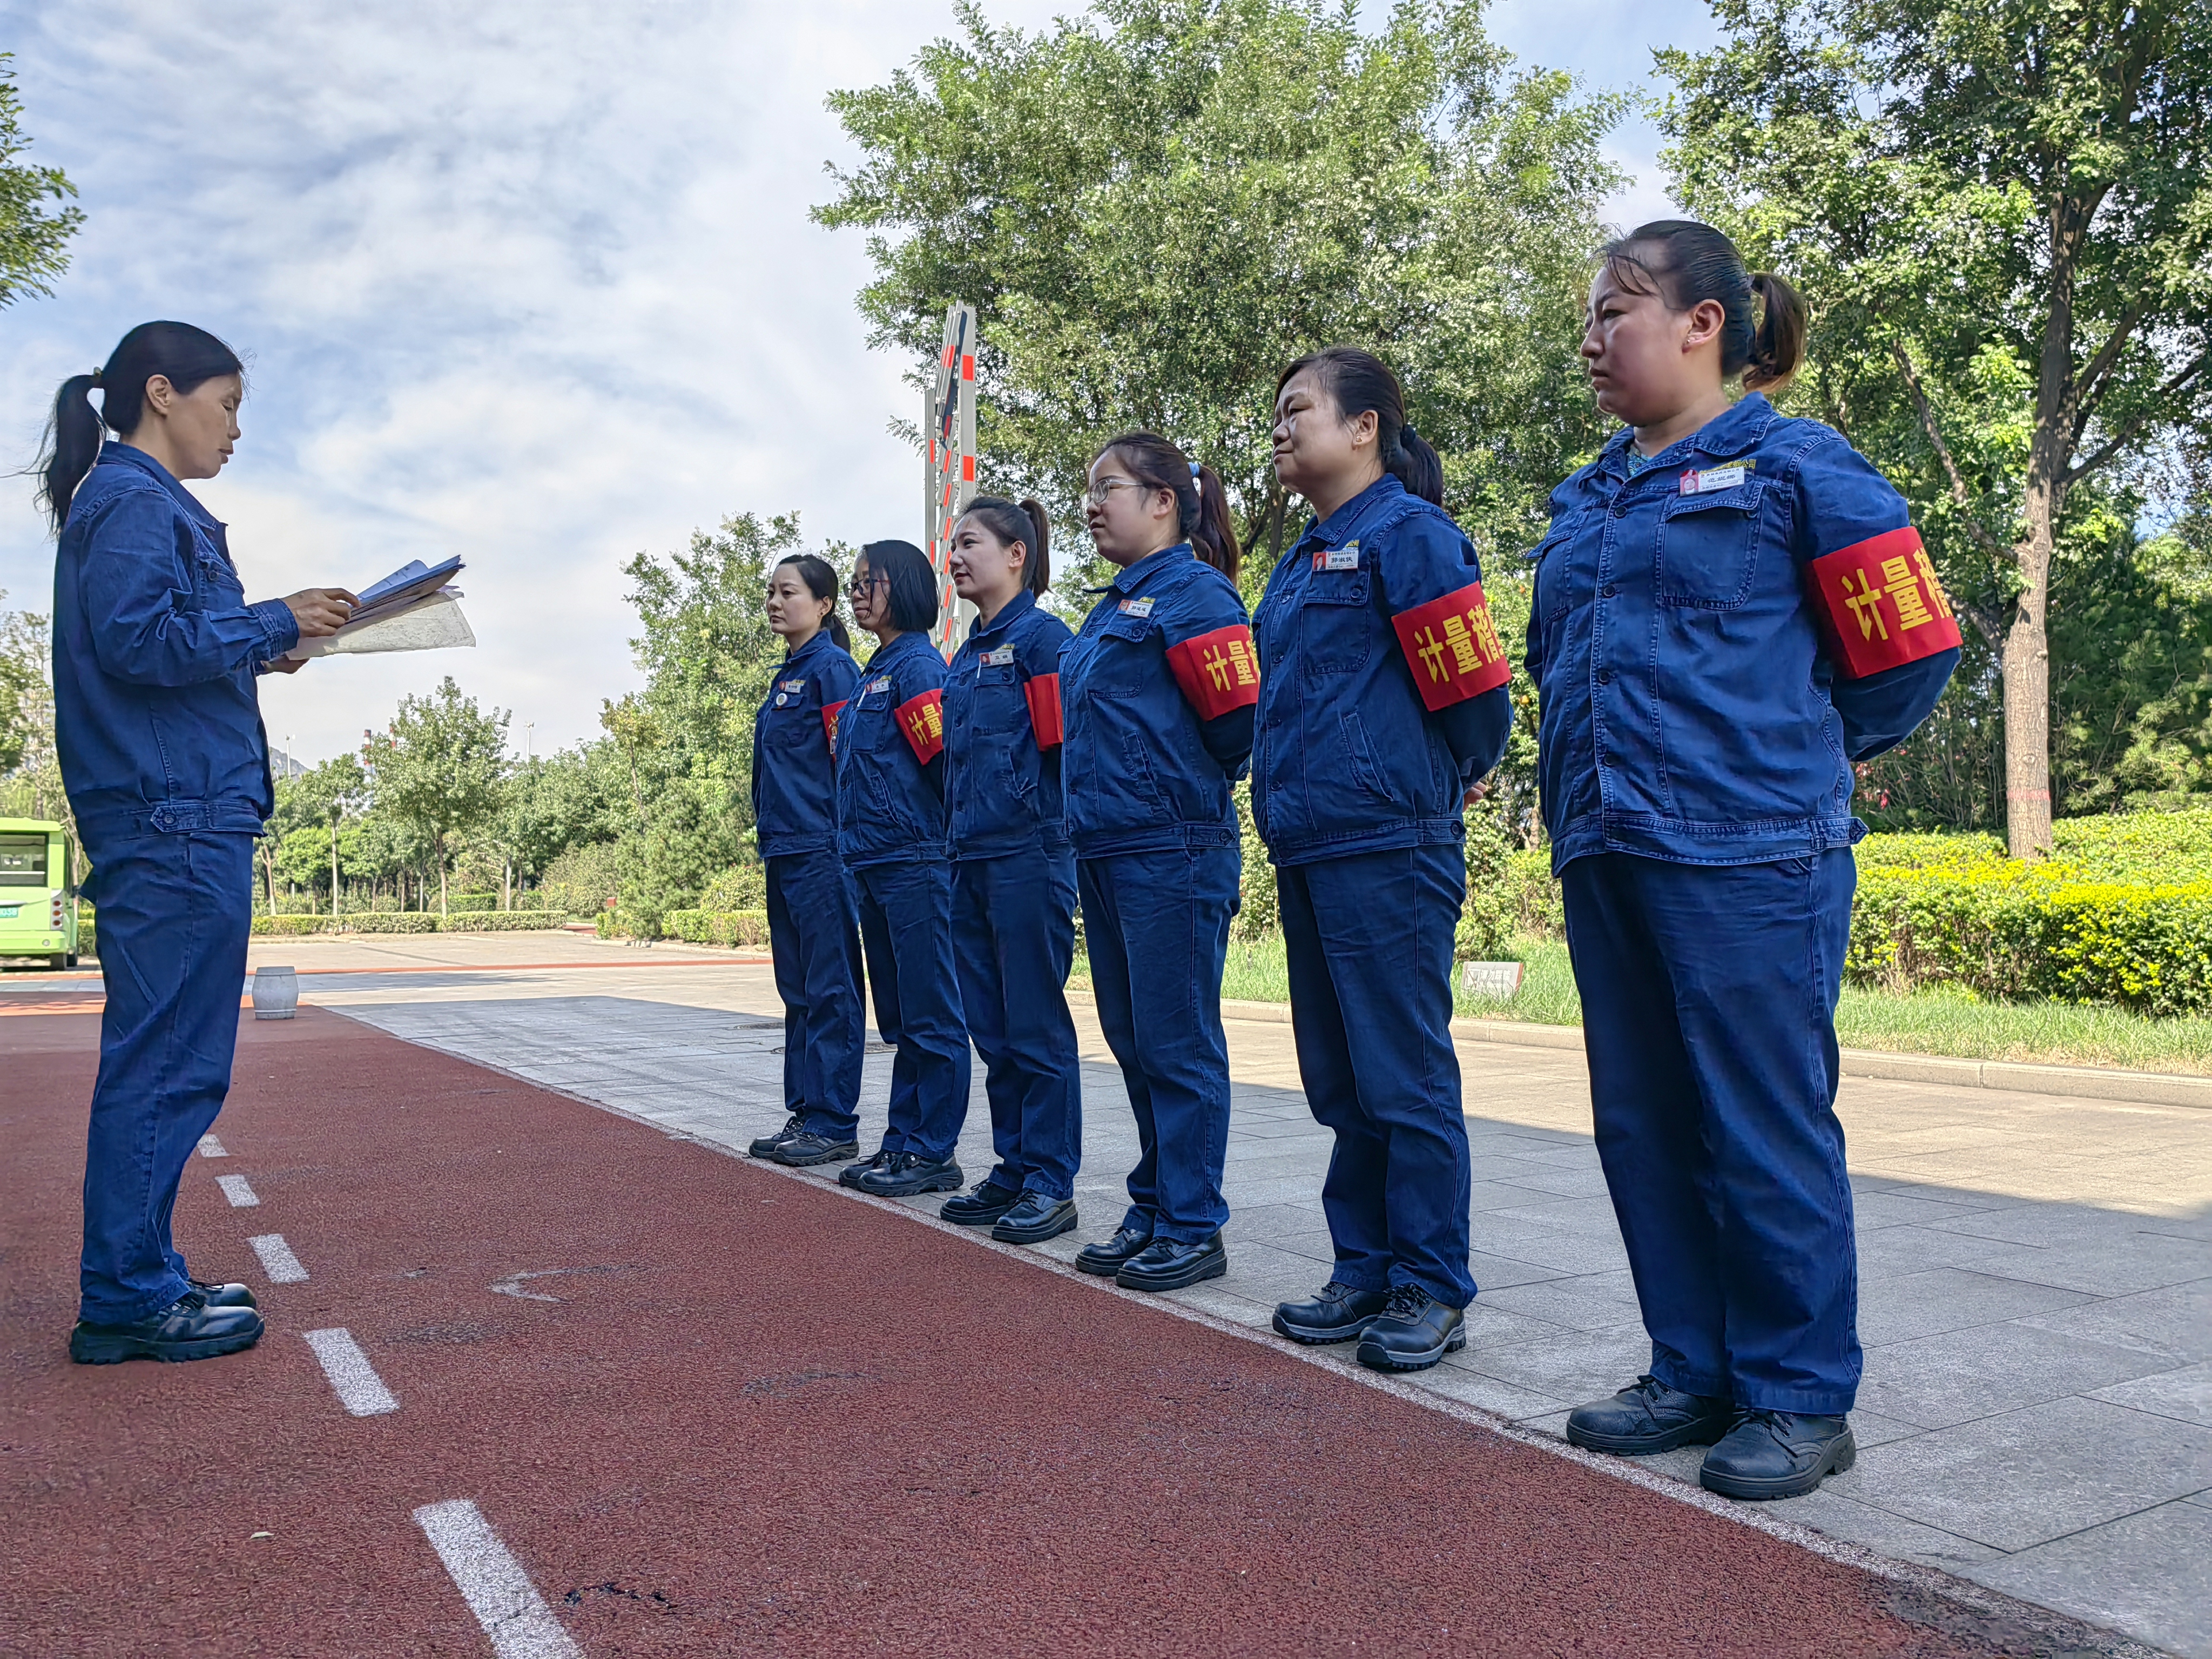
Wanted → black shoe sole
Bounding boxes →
[1355,1326,1467,1373]
[1117,1250,1228,1293]
[993,1205,1078,1245]
[858,1166,966,1198]
[1074,1250,1149,1278]
[1565,1417,1733,1456]
[1272,1311,1381,1346]
[69,1325,264,1365]
[1700,1433,1857,1500]
[773,1140,861,1168]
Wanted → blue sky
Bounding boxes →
[0,0,1714,764]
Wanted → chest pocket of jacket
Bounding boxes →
[1089,614,1156,693]
[1298,571,1371,676]
[1656,482,1764,609]
[967,663,1024,734]
[186,524,244,605]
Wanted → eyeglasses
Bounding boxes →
[845,571,886,598]
[1083,477,1153,507]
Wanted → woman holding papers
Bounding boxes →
[1058,435,1255,1294]
[745,555,867,1170]
[830,539,970,1197]
[935,497,1084,1247]
[41,321,356,1366]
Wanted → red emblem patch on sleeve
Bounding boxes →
[821,700,847,750]
[1023,673,1064,749]
[1805,527,1961,679]
[895,688,945,764]
[1391,582,1511,711]
[1164,624,1262,721]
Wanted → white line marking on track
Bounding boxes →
[215,1174,259,1206]
[197,1134,227,1157]
[247,1233,308,1283]
[413,1499,583,1659]
[302,1327,398,1416]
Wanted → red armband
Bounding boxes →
[1164,624,1262,721]
[1391,582,1511,711]
[1023,673,1064,748]
[895,688,945,764]
[821,700,847,750]
[1804,528,1961,679]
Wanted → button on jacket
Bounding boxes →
[1251,475,1495,865]
[834,630,949,867]
[751,630,861,859]
[1525,393,1959,874]
[943,589,1074,860]
[52,443,301,845]
[1061,543,1250,859]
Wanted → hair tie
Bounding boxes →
[1189,460,1201,482]
[1401,423,1420,448]
[89,368,102,387]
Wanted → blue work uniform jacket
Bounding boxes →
[1526,393,1960,874]
[943,589,1074,861]
[1252,475,1514,867]
[751,629,861,859]
[1061,544,1256,859]
[52,443,301,846]
[833,629,950,867]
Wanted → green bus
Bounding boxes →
[0,818,82,969]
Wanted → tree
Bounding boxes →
[374,678,510,915]
[0,55,82,309]
[282,753,368,915]
[817,0,1626,599]
[1658,0,2212,854]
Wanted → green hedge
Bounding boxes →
[438,911,567,932]
[663,909,771,949]
[249,911,566,937]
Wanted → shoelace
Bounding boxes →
[1380,1284,1431,1321]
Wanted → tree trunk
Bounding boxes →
[503,859,511,911]
[2001,511,2054,860]
[439,839,449,918]
[331,821,341,919]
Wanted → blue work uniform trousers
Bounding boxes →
[1278,843,1475,1307]
[1562,851,1862,1415]
[78,831,255,1323]
[949,851,1082,1201]
[1078,846,1238,1243]
[853,860,971,1163]
[765,850,865,1140]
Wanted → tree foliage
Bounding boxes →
[0,55,82,309]
[373,677,510,914]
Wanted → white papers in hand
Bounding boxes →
[286,590,475,659]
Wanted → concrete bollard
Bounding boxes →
[252,964,300,1020]
[1459,960,1523,1001]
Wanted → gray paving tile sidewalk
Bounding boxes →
[319,972,2211,1658]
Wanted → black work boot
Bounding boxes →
[747,1114,806,1159]
[839,1148,893,1190]
[1354,1284,1466,1372]
[1272,1280,1392,1345]
[188,1278,258,1309]
[1116,1232,1226,1292]
[1565,1375,1734,1455]
[1701,1410,1856,1500]
[940,1179,1024,1226]
[857,1152,965,1197]
[1074,1224,1155,1277]
[70,1293,265,1365]
[773,1130,861,1168]
[991,1191,1077,1245]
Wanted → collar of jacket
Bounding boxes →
[95,441,224,532]
[867,629,932,671]
[783,628,839,670]
[1296,471,1406,551]
[1100,542,1193,597]
[1598,391,1776,482]
[968,586,1038,644]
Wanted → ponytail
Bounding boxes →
[1600,222,1807,395]
[773,553,852,652]
[960,495,1053,597]
[36,320,245,535]
[1092,431,1243,579]
[1272,347,1442,506]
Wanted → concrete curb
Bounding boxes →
[1065,988,2212,1112]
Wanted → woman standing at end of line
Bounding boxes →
[1060,434,1256,1294]
[45,321,357,1366]
[746,555,866,1170]
[936,497,1084,1247]
[832,539,972,1198]
[1253,347,1513,1374]
[1536,221,1957,1501]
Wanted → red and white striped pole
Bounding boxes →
[923,302,979,659]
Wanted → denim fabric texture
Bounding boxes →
[53,444,299,844]
[853,859,970,1163]
[948,849,1082,1201]
[751,631,861,860]
[1526,394,1958,874]
[1079,845,1241,1244]
[1277,843,1475,1307]
[764,849,864,1138]
[943,590,1074,861]
[1061,543,1248,859]
[1562,850,1864,1414]
[78,831,256,1322]
[835,630,950,867]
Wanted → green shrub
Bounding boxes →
[664,908,771,949]
[251,915,329,936]
[437,911,567,933]
[343,913,441,934]
[699,864,769,913]
[447,891,500,914]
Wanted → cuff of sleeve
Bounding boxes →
[251,598,301,658]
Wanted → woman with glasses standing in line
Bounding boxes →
[1252,347,1513,1374]
[832,540,972,1197]
[935,497,1084,1247]
[1060,435,1257,1294]
[746,555,867,1169]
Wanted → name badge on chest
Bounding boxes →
[869,676,892,693]
[1118,596,1155,617]
[1313,541,1361,572]
[1680,463,1752,495]
[980,646,1015,668]
[778,678,806,692]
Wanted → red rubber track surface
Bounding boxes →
[1,1008,2032,1658]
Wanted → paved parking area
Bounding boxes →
[258,935,2210,1656]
